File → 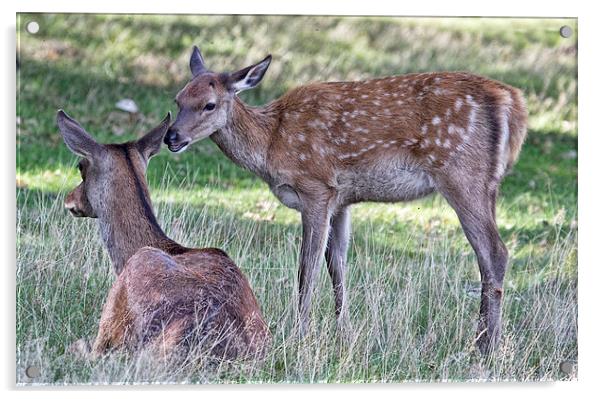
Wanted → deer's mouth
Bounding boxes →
[166,140,190,153]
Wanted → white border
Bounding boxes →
[2,1,598,398]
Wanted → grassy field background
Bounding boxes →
[16,14,577,384]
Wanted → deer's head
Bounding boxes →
[164,46,272,153]
[58,110,171,218]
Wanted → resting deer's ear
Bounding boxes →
[137,112,171,160]
[227,55,272,94]
[190,46,207,76]
[57,110,103,158]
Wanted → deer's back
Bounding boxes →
[267,72,526,202]
[114,246,270,358]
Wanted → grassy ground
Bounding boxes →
[16,14,577,384]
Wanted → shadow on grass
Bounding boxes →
[18,59,577,207]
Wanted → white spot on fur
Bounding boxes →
[466,96,479,139]
[299,153,307,161]
[298,133,306,142]
[308,119,327,130]
[432,116,441,125]
[455,98,463,111]
[421,125,428,135]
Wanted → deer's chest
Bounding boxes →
[270,183,302,211]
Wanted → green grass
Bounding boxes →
[16,14,577,384]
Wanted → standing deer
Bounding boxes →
[164,47,527,354]
[58,110,270,359]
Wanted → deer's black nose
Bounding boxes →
[164,128,178,145]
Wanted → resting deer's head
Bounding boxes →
[57,110,171,219]
[164,46,272,153]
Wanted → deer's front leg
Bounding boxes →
[325,206,351,332]
[298,196,335,335]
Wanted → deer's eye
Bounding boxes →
[204,102,216,111]
[77,161,85,179]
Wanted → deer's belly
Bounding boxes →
[341,166,436,204]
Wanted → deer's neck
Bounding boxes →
[98,147,186,275]
[211,97,278,182]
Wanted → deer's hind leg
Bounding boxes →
[91,278,132,358]
[437,176,508,355]
[325,206,352,333]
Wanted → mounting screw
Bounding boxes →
[25,365,41,378]
[559,25,573,38]
[559,360,575,375]
[26,21,40,34]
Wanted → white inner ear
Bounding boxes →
[232,75,254,94]
[231,60,269,93]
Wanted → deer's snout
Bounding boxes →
[164,127,178,145]
[65,192,85,217]
[164,127,191,153]
[65,184,96,218]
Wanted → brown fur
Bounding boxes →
[59,111,270,360]
[165,49,528,354]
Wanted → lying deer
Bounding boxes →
[164,47,528,354]
[58,110,270,359]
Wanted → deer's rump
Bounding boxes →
[108,247,271,359]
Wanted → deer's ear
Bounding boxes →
[57,110,103,158]
[137,112,171,160]
[190,46,207,76]
[227,55,272,94]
